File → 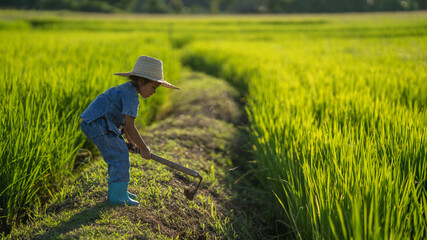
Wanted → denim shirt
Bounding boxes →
[80,81,139,135]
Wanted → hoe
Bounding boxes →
[127,143,203,200]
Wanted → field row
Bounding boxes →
[1,11,427,239]
[182,19,427,238]
[0,29,181,232]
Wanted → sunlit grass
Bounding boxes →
[182,13,427,239]
[1,10,426,239]
[0,27,180,231]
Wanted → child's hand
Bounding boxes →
[128,140,137,149]
[140,147,151,160]
[126,143,138,154]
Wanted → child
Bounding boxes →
[80,56,180,206]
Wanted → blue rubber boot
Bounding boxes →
[108,178,137,200]
[127,190,137,200]
[108,182,139,206]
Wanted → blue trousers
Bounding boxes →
[81,117,130,183]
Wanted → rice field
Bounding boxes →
[182,13,427,239]
[0,16,181,231]
[1,10,426,239]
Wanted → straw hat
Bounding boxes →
[114,55,180,90]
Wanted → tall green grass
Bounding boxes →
[183,13,427,239]
[2,11,427,239]
[0,22,180,231]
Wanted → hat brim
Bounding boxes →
[114,72,180,90]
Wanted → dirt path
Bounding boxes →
[6,71,266,239]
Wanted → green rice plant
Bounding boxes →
[0,24,180,231]
[2,10,427,239]
[182,13,427,239]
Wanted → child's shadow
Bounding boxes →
[35,202,128,239]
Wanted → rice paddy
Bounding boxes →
[1,10,426,239]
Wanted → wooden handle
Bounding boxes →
[127,144,199,178]
[151,154,200,178]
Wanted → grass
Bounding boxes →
[1,10,426,239]
[0,20,180,233]
[182,13,427,239]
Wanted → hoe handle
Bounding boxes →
[127,143,200,178]
[151,154,200,178]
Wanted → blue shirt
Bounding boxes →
[80,81,139,135]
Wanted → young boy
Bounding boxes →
[80,56,179,206]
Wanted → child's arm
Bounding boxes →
[123,126,136,148]
[124,115,151,159]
